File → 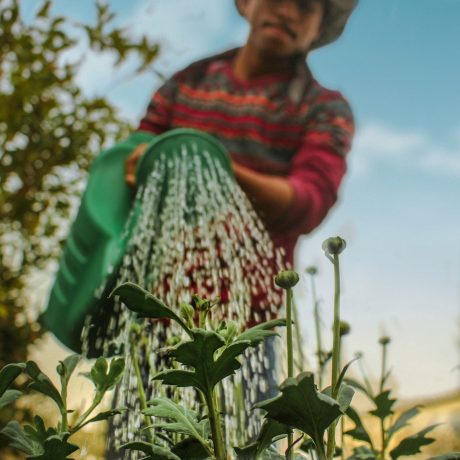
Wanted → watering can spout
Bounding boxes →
[42,129,233,355]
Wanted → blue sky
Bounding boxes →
[27,0,460,399]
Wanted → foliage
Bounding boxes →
[0,355,125,459]
[256,372,353,457]
[344,338,439,459]
[112,282,286,460]
[0,0,159,452]
[112,267,355,460]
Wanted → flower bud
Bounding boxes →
[339,320,351,337]
[322,236,347,256]
[191,295,210,312]
[379,336,391,346]
[305,266,318,276]
[274,270,299,289]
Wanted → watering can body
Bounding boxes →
[42,129,233,354]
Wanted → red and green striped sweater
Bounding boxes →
[138,48,355,264]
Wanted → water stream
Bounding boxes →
[83,142,286,458]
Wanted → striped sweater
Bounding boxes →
[138,48,355,264]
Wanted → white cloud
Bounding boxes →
[126,0,246,75]
[354,122,425,157]
[351,122,460,178]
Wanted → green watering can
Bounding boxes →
[42,128,233,353]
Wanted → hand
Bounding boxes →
[125,143,148,188]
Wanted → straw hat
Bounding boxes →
[235,0,358,49]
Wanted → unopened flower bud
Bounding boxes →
[275,270,299,289]
[379,336,391,346]
[191,295,210,312]
[322,236,347,256]
[339,321,351,337]
[306,266,318,276]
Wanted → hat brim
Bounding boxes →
[311,0,358,49]
[235,0,358,50]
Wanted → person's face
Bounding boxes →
[238,0,324,58]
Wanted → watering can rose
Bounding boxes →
[275,270,299,289]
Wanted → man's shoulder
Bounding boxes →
[308,78,349,105]
[303,77,354,120]
[172,48,238,84]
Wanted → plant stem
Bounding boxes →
[60,385,69,432]
[205,388,227,460]
[326,254,341,459]
[379,419,386,460]
[380,342,388,394]
[130,335,154,443]
[292,297,306,372]
[314,434,327,460]
[310,273,324,389]
[72,394,102,433]
[379,342,388,458]
[286,287,294,460]
[286,288,294,379]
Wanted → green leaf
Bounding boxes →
[26,434,79,460]
[333,357,359,394]
[121,441,181,460]
[111,282,191,335]
[56,354,80,395]
[144,397,211,450]
[344,406,372,445]
[171,437,212,459]
[348,445,378,459]
[86,357,125,394]
[336,384,354,413]
[77,408,126,430]
[389,424,439,459]
[154,319,285,396]
[369,390,396,420]
[386,405,421,442]
[0,389,22,409]
[0,362,26,397]
[153,329,226,394]
[234,419,288,459]
[255,372,352,445]
[236,319,286,344]
[25,361,64,412]
[36,0,52,18]
[1,420,40,456]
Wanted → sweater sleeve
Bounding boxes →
[280,93,355,234]
[137,76,179,134]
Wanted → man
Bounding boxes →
[126,0,357,271]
